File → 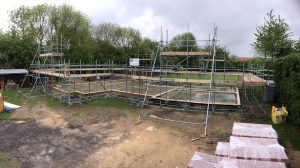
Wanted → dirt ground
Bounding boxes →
[0,100,299,168]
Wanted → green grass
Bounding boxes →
[22,91,61,108]
[87,97,137,110]
[0,154,18,168]
[2,90,22,105]
[0,111,13,120]
[0,90,20,119]
[166,73,241,81]
[47,98,61,108]
[273,124,300,150]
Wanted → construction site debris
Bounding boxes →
[4,101,21,109]
[272,106,288,124]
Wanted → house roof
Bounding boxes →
[0,69,28,75]
[237,57,252,62]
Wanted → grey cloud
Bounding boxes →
[109,0,300,56]
[2,0,299,56]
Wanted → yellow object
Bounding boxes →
[272,106,288,124]
[0,92,4,113]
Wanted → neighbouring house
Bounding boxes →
[0,69,30,90]
[237,56,252,62]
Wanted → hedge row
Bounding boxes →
[274,53,300,126]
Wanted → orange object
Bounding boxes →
[0,92,4,112]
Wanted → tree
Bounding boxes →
[138,38,158,55]
[294,38,300,53]
[9,4,94,63]
[168,32,197,51]
[50,4,94,62]
[10,4,53,44]
[93,23,142,63]
[0,30,35,68]
[215,45,230,67]
[253,10,293,59]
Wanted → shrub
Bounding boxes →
[274,53,300,126]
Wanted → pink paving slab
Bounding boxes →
[228,136,288,162]
[232,122,277,139]
[187,152,286,168]
[215,142,229,157]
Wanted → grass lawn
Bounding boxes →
[166,73,242,81]
[0,154,18,168]
[0,112,13,120]
[87,97,137,110]
[0,90,22,119]
[2,90,23,105]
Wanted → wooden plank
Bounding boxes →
[243,73,266,85]
[40,52,64,57]
[130,75,242,84]
[151,97,239,106]
[54,84,240,106]
[161,51,210,57]
[236,87,241,106]
[70,73,111,78]
[35,68,244,76]
[151,86,184,98]
[32,69,111,78]
[55,68,127,71]
[191,89,237,94]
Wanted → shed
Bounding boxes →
[0,69,30,90]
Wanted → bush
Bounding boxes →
[246,57,274,69]
[274,53,300,126]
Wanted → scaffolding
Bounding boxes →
[19,27,271,137]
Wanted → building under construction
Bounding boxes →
[19,28,272,135]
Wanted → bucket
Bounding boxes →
[272,106,288,124]
[5,107,11,113]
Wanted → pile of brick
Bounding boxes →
[187,122,289,168]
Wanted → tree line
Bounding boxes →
[0,4,157,68]
[0,3,233,69]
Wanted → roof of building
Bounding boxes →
[237,57,252,62]
[0,69,28,75]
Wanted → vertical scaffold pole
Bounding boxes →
[204,25,217,136]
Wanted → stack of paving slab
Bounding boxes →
[187,122,289,168]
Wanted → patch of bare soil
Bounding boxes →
[1,102,260,168]
[2,102,130,168]
[80,108,235,168]
[0,120,103,168]
[285,144,300,168]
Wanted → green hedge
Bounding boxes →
[274,53,300,126]
[246,57,274,69]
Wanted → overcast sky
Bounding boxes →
[0,0,300,57]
